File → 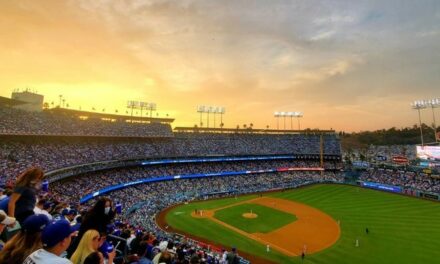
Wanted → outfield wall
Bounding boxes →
[358,181,440,201]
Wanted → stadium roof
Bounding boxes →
[0,96,27,107]
[174,127,335,134]
[45,107,175,123]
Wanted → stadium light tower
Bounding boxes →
[197,105,225,128]
[274,112,280,130]
[197,106,205,127]
[288,112,294,130]
[411,100,427,146]
[294,112,303,130]
[274,111,303,130]
[219,107,225,128]
[145,103,157,118]
[428,98,440,142]
[282,112,289,130]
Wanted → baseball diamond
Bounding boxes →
[159,184,440,264]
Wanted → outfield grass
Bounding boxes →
[166,184,440,264]
[214,203,297,233]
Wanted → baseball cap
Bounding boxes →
[0,210,16,225]
[42,220,76,248]
[43,202,52,210]
[22,214,50,233]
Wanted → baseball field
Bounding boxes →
[162,184,440,264]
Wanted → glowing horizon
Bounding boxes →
[1,0,439,132]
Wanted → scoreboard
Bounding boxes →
[417,146,440,161]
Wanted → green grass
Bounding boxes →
[214,203,297,233]
[166,184,440,264]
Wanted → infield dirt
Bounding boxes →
[191,196,340,256]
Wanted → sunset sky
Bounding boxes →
[0,0,439,132]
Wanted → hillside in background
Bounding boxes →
[340,124,438,150]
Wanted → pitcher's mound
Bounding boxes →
[242,213,258,219]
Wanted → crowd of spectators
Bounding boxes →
[0,163,342,264]
[0,106,173,138]
[1,135,341,185]
[112,171,343,235]
[344,145,417,162]
[0,105,343,263]
[50,160,340,202]
[360,168,440,193]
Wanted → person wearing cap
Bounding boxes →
[225,247,240,264]
[23,219,76,264]
[61,208,77,223]
[8,167,45,223]
[0,214,49,264]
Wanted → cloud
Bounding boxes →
[1,0,439,131]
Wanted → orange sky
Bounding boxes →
[0,0,439,132]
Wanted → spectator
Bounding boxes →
[83,252,104,264]
[8,167,44,223]
[0,187,6,201]
[69,198,115,257]
[23,219,76,264]
[152,241,168,264]
[0,214,49,264]
[226,247,239,264]
[132,241,153,264]
[0,209,16,240]
[70,229,101,264]
[190,255,201,264]
[34,200,53,221]
[157,251,173,264]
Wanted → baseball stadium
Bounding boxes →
[1,96,440,264]
[1,2,440,263]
